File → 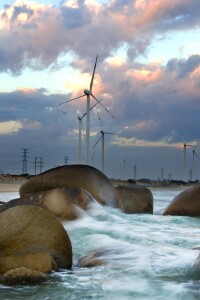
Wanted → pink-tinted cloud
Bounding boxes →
[1,0,200,73]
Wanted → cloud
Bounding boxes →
[166,55,200,78]
[1,0,200,73]
[0,120,23,134]
[111,135,184,148]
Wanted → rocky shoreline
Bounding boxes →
[0,174,198,193]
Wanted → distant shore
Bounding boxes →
[0,174,27,193]
[0,183,22,192]
[0,174,198,193]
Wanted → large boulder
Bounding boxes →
[115,185,153,214]
[0,187,94,220]
[163,185,200,216]
[19,165,116,207]
[0,205,72,275]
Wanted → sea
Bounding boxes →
[0,188,200,300]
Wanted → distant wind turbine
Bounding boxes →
[192,146,200,180]
[183,143,194,182]
[121,154,129,179]
[59,55,115,165]
[93,130,118,173]
[77,100,102,164]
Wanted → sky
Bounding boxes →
[1,0,200,180]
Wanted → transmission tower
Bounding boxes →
[33,157,38,175]
[160,168,164,181]
[64,156,69,165]
[133,164,137,180]
[21,148,29,174]
[38,157,44,173]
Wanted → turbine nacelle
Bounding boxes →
[84,89,92,96]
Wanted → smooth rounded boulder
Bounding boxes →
[0,205,72,275]
[163,185,200,216]
[19,165,117,207]
[0,187,94,220]
[115,185,153,214]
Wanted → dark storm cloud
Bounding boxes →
[166,55,200,78]
[97,54,200,144]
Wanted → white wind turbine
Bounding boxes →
[191,144,200,180]
[93,130,118,173]
[77,100,102,164]
[183,143,194,181]
[121,154,130,179]
[59,55,115,165]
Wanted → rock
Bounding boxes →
[163,185,200,216]
[19,165,116,207]
[0,252,53,274]
[1,267,46,285]
[0,205,72,274]
[0,187,94,220]
[114,185,153,214]
[0,201,4,205]
[77,249,108,268]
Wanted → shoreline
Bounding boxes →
[0,183,21,193]
[0,183,189,193]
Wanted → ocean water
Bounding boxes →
[1,189,200,300]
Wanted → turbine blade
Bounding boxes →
[57,109,68,114]
[91,94,115,119]
[93,135,102,149]
[104,132,118,136]
[81,112,87,119]
[81,99,103,119]
[194,151,200,161]
[58,94,86,106]
[90,98,102,110]
[90,55,98,92]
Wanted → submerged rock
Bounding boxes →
[19,165,117,207]
[115,185,153,214]
[78,249,107,268]
[163,185,200,216]
[0,205,72,276]
[0,187,94,220]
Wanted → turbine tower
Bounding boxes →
[192,147,200,180]
[59,55,115,165]
[77,100,103,163]
[93,130,118,173]
[77,113,85,164]
[183,143,194,181]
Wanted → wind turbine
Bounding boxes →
[77,112,86,164]
[192,146,200,181]
[183,143,194,182]
[122,155,129,180]
[93,130,118,173]
[59,55,115,165]
[91,148,96,167]
[77,100,102,164]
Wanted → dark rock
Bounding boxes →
[115,185,153,214]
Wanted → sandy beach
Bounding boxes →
[0,174,27,193]
[0,183,22,192]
